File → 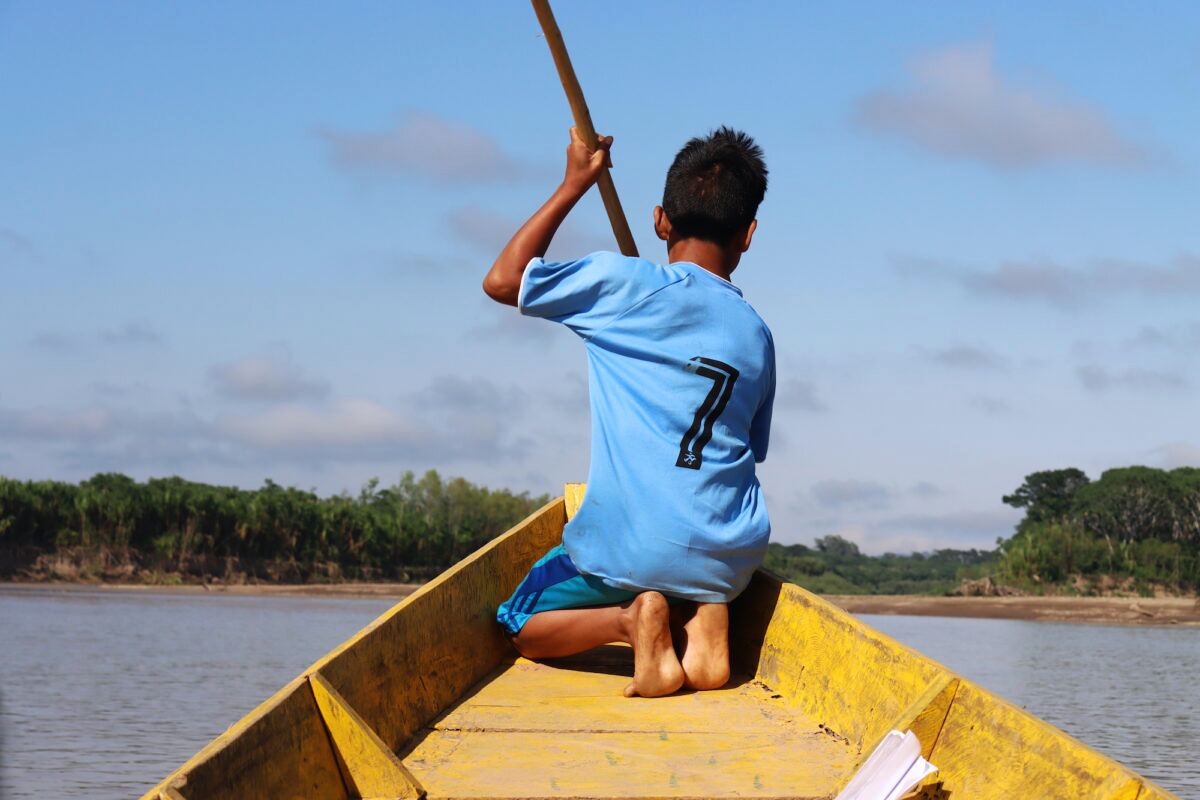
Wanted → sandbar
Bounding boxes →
[0,581,420,599]
[826,594,1200,627]
[5,582,1198,626]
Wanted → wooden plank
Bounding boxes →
[1134,782,1185,800]
[403,646,853,798]
[730,571,950,754]
[406,729,847,799]
[879,672,959,760]
[428,651,821,734]
[928,681,1148,799]
[305,496,565,753]
[151,677,349,800]
[139,497,564,800]
[904,674,959,758]
[564,482,586,520]
[833,673,959,798]
[309,672,424,800]
[139,484,1185,800]
[1103,780,1146,800]
[831,675,959,798]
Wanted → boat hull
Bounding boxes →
[140,486,1178,800]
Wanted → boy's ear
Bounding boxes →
[738,219,758,253]
[652,206,672,241]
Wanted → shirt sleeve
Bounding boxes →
[749,333,775,464]
[518,251,669,339]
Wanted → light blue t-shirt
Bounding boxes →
[519,251,775,603]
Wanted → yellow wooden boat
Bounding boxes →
[140,486,1180,800]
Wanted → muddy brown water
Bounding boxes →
[1,588,1196,799]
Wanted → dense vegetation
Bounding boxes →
[998,466,1200,594]
[764,535,996,595]
[7,464,1196,595]
[766,464,1200,596]
[0,471,549,583]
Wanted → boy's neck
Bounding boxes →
[666,239,741,282]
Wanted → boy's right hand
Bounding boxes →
[563,126,613,194]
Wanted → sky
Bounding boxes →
[2,1,1199,554]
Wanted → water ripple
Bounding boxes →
[862,614,1200,799]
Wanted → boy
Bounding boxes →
[482,126,774,698]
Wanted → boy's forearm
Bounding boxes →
[482,181,589,306]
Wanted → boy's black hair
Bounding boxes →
[662,127,768,244]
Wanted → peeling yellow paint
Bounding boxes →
[139,485,1182,800]
[309,672,423,799]
[564,481,586,519]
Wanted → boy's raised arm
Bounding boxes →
[482,127,612,306]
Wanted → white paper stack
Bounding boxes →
[833,729,938,800]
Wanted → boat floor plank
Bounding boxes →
[402,645,854,799]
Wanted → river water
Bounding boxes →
[860,613,1200,798]
[1,588,1196,799]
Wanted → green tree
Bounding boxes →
[1002,468,1090,526]
[0,471,549,583]
[814,535,861,558]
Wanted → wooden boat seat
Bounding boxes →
[401,644,854,799]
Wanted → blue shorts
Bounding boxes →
[497,545,642,636]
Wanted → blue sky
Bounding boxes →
[3,1,1199,553]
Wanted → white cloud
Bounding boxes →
[213,394,526,466]
[811,478,892,510]
[878,508,1021,550]
[214,399,425,451]
[0,227,37,262]
[410,375,527,415]
[1076,364,1188,393]
[447,205,612,257]
[90,381,150,398]
[466,301,562,346]
[99,322,163,345]
[317,110,538,183]
[895,253,1200,307]
[857,40,1149,168]
[1125,322,1200,351]
[965,393,1013,416]
[910,481,942,498]
[28,331,76,352]
[0,405,214,474]
[1153,442,1200,469]
[922,344,1006,370]
[777,379,828,413]
[208,349,330,402]
[0,364,552,479]
[0,407,115,441]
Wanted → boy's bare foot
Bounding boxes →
[680,602,730,690]
[621,592,685,698]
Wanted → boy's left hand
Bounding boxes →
[563,126,613,193]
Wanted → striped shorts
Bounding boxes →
[496,544,641,636]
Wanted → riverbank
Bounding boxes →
[0,580,421,599]
[827,594,1200,627]
[5,581,1199,625]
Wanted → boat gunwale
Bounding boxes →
[138,489,1182,800]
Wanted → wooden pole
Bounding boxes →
[530,0,639,257]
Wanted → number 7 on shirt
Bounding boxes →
[676,357,740,470]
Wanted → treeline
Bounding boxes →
[0,471,549,583]
[998,466,1200,593]
[764,535,995,595]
